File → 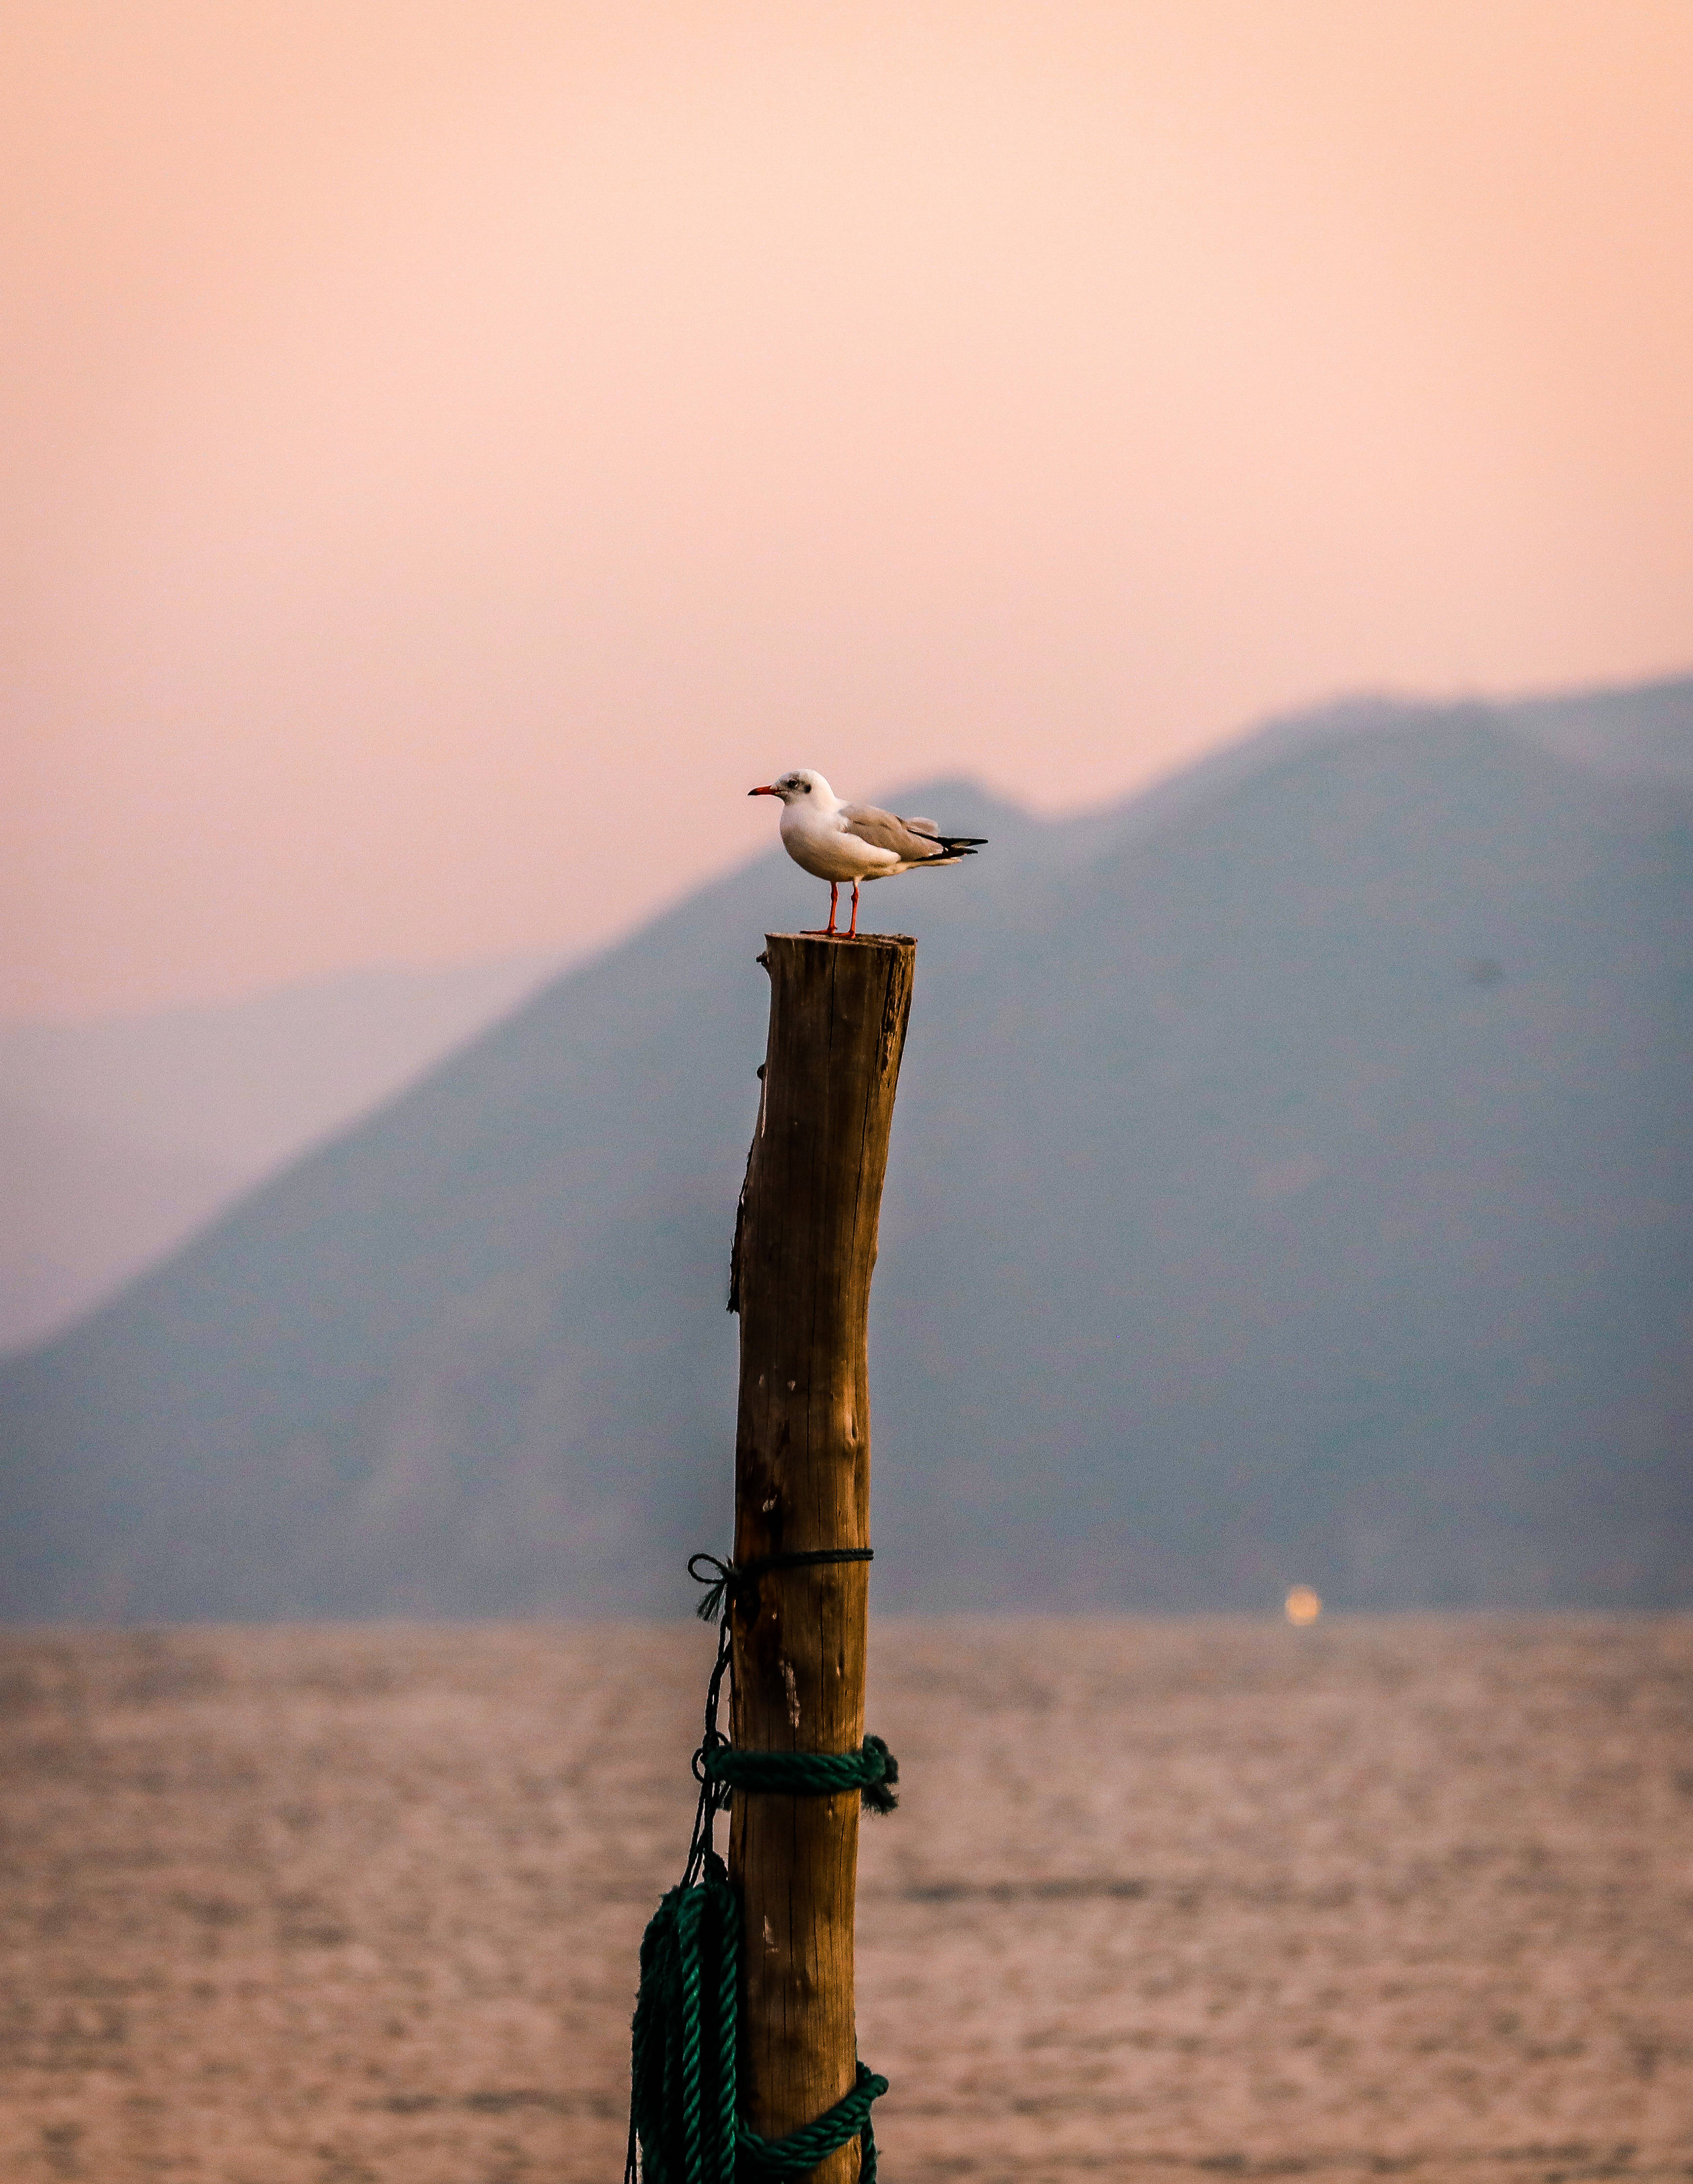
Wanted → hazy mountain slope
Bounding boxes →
[872,710,1693,1609]
[1,690,1689,1620]
[1505,670,1693,786]
[0,951,565,1350]
[0,788,1037,1620]
[0,1102,244,1356]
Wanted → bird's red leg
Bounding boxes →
[802,882,839,938]
[847,881,861,938]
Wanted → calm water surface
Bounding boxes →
[1,1617,1688,2182]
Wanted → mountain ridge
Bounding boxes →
[3,680,1690,1620]
[0,950,569,1352]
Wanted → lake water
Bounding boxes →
[1,1617,1688,2182]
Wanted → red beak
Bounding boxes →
[748,785,778,797]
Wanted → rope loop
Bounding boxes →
[687,1553,736,1626]
[627,1874,888,2184]
[738,2060,888,2181]
[689,1547,874,1626]
[627,1550,896,2182]
[704,1735,900,1815]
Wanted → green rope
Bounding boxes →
[629,1873,886,2184]
[740,2062,888,2181]
[704,1734,900,1815]
[629,1873,739,2184]
[626,1549,895,2183]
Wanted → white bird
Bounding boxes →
[748,768,987,938]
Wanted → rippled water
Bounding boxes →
[1,1617,1689,2182]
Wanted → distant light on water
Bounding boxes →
[1285,1585,1322,1626]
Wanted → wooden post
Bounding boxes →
[727,931,916,2184]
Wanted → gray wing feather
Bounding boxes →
[840,802,946,861]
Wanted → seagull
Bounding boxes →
[748,768,987,937]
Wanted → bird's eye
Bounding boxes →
[802,782,811,792]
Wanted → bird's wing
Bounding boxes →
[840,802,949,862]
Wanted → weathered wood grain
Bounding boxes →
[728,932,916,2184]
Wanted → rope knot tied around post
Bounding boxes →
[740,2061,888,2181]
[687,1548,898,1815]
[688,1547,874,1627]
[672,1548,896,1875]
[628,1868,887,2184]
[626,1549,896,2184]
[703,1733,900,1816]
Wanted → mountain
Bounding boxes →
[0,950,565,1352]
[0,1100,242,1358]
[2,679,1690,1620]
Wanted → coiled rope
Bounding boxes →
[626,1549,895,2184]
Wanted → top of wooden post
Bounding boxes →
[759,932,916,949]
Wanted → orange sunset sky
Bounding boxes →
[4,1,1690,1020]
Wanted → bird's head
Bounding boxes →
[748,768,833,806]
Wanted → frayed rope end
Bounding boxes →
[861,1735,899,1815]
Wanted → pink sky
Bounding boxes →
[4,1,1690,1019]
